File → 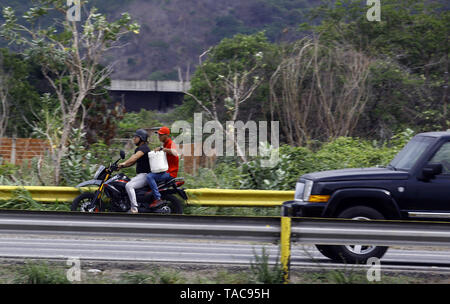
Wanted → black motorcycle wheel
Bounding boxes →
[160,194,184,214]
[71,192,103,212]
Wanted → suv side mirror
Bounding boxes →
[422,163,442,180]
[120,150,125,159]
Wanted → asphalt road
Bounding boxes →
[0,233,449,273]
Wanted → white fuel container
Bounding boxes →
[148,150,168,173]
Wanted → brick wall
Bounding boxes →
[178,143,217,175]
[0,138,50,165]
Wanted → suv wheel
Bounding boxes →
[315,245,341,260]
[320,206,389,264]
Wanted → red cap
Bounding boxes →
[157,126,170,135]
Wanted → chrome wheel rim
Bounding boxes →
[158,205,171,214]
[79,198,95,212]
[344,216,376,255]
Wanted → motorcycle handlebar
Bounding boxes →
[108,158,122,173]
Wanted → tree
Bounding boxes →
[0,52,10,138]
[307,0,449,131]
[309,0,448,77]
[269,38,373,146]
[0,48,42,138]
[182,32,278,162]
[0,1,140,184]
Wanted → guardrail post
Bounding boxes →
[280,216,291,284]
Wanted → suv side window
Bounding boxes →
[429,141,450,174]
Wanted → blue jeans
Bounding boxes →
[146,172,172,200]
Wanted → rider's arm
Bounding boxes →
[159,141,178,157]
[119,151,144,168]
[162,147,178,157]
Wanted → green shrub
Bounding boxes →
[314,137,394,171]
[239,134,410,191]
[117,109,161,138]
[14,262,70,284]
[214,270,251,284]
[120,272,154,284]
[240,144,315,190]
[120,268,186,284]
[184,162,242,190]
[327,269,368,284]
[0,188,70,211]
[250,247,284,284]
[0,161,19,177]
[60,128,97,186]
[154,268,186,284]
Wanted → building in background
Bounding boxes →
[107,80,191,113]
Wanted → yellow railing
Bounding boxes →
[0,186,83,202]
[186,188,294,207]
[0,186,294,207]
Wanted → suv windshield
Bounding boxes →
[389,136,435,171]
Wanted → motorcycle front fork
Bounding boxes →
[88,188,104,211]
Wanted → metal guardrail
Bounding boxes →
[290,217,450,247]
[0,210,281,242]
[1,210,450,248]
[1,209,450,282]
[0,186,294,207]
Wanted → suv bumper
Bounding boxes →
[282,200,327,217]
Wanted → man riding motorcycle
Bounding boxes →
[118,129,159,214]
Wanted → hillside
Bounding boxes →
[1,0,447,81]
[0,0,319,80]
[95,0,319,80]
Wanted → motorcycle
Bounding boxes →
[71,150,187,214]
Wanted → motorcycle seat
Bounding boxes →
[137,177,182,192]
[157,177,175,187]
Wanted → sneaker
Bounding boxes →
[128,207,138,214]
[149,199,163,209]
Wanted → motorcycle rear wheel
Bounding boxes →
[160,194,184,214]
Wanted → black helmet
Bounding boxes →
[134,129,149,142]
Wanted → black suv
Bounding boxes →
[282,131,450,263]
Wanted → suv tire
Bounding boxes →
[321,206,389,264]
[315,245,341,260]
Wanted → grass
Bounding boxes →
[119,267,187,284]
[157,269,187,284]
[184,205,281,217]
[250,247,285,284]
[0,259,442,284]
[13,261,71,284]
[120,272,155,284]
[298,270,424,284]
